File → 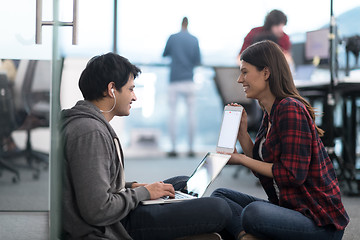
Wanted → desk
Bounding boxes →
[295,77,360,195]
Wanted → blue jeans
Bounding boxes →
[211,188,344,240]
[121,176,232,240]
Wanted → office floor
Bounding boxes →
[0,155,359,239]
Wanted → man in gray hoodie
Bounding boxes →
[61,53,231,240]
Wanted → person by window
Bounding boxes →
[163,17,201,157]
[212,40,349,240]
[238,10,294,69]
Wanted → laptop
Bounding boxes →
[140,106,243,205]
[294,65,316,81]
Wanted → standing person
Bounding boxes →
[61,53,231,240]
[163,17,201,157]
[238,9,294,68]
[211,41,349,240]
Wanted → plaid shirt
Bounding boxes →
[253,97,349,230]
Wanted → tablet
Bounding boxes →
[216,105,243,153]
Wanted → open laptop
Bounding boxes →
[294,64,316,81]
[141,106,243,205]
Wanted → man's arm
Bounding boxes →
[66,130,149,226]
[163,36,172,57]
[193,38,201,66]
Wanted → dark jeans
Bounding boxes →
[121,176,232,240]
[211,188,344,240]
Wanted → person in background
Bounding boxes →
[163,17,201,157]
[61,53,231,240]
[0,59,19,154]
[238,9,294,69]
[212,41,349,240]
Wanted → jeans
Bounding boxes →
[121,176,232,240]
[211,188,344,240]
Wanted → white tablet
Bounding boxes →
[216,105,243,153]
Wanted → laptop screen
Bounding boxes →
[184,153,230,197]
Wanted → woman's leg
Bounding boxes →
[211,188,266,238]
[122,197,232,240]
[242,201,344,240]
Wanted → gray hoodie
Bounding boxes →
[61,100,150,240]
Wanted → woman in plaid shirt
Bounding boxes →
[212,40,349,240]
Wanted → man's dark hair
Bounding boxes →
[182,17,188,28]
[79,53,141,101]
[263,10,287,31]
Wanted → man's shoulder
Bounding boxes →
[63,117,106,139]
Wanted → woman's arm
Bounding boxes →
[236,106,254,157]
[238,132,254,158]
[228,153,273,178]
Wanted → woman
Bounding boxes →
[212,40,349,240]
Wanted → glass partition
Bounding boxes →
[0,0,52,212]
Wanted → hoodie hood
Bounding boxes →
[61,100,117,139]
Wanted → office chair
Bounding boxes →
[213,67,263,178]
[0,73,20,183]
[12,59,51,176]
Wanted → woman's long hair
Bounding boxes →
[240,40,324,136]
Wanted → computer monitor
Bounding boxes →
[305,28,330,61]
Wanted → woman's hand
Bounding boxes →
[218,149,240,165]
[228,103,248,138]
[228,103,254,157]
[227,152,242,165]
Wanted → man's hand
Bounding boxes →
[131,182,147,188]
[144,182,175,199]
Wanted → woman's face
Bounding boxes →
[237,60,270,100]
[271,23,285,38]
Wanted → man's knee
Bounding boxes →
[200,197,232,226]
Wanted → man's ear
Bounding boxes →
[106,82,116,97]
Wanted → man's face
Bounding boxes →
[271,23,285,38]
[114,75,137,116]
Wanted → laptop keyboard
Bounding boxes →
[161,191,193,200]
[175,192,192,199]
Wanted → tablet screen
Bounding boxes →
[217,109,242,149]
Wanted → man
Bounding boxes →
[238,9,294,67]
[163,17,201,157]
[61,53,231,240]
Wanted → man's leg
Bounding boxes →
[168,83,179,155]
[163,176,188,191]
[184,84,196,156]
[122,197,232,240]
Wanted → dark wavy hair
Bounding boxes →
[263,10,287,31]
[79,53,141,101]
[240,40,324,136]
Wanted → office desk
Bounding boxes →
[295,77,360,195]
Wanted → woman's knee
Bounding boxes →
[241,201,269,233]
[210,188,232,198]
